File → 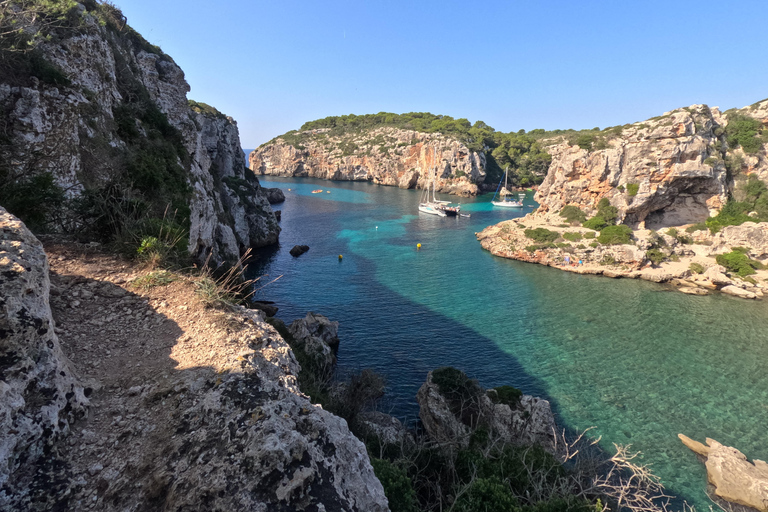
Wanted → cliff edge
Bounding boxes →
[0,207,388,511]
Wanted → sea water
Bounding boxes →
[248,176,768,509]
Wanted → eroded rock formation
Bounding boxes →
[0,8,279,265]
[250,127,486,196]
[679,434,768,512]
[536,105,729,229]
[416,368,555,451]
[0,209,388,511]
[0,208,88,510]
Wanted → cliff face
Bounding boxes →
[535,100,768,228]
[250,127,486,196]
[0,7,279,264]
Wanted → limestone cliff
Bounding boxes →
[249,127,486,196]
[535,100,768,229]
[0,208,388,511]
[0,3,279,265]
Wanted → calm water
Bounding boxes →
[249,176,768,509]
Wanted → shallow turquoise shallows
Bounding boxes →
[248,176,768,510]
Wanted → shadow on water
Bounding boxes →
[244,176,768,509]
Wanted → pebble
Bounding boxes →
[88,463,103,476]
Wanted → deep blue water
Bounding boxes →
[248,176,768,510]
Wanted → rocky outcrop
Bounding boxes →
[288,312,340,376]
[290,244,310,257]
[476,214,768,299]
[250,127,486,196]
[0,6,279,265]
[0,208,88,510]
[416,368,555,451]
[679,435,768,512]
[0,213,388,510]
[536,105,729,229]
[264,187,286,204]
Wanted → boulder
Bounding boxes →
[288,312,340,375]
[290,245,310,257]
[679,435,768,512]
[720,285,757,299]
[251,301,278,316]
[357,411,415,449]
[416,368,555,451]
[0,208,88,509]
[263,187,286,204]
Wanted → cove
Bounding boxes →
[249,176,768,509]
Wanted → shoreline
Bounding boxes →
[476,212,768,300]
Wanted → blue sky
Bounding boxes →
[117,0,768,148]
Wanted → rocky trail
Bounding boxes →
[25,237,386,511]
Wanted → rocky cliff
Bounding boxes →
[535,100,768,229]
[0,208,388,511]
[249,127,486,196]
[0,3,279,265]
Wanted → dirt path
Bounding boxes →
[43,239,251,510]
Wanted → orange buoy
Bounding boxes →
[417,243,421,249]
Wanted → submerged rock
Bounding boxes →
[290,245,310,257]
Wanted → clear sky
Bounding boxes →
[116,0,768,148]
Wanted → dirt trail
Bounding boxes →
[43,239,252,510]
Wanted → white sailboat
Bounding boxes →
[491,166,523,208]
[419,165,447,216]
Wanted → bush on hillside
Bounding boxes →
[597,225,632,245]
[716,250,763,277]
[559,205,587,224]
[524,228,560,243]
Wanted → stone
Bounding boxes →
[678,286,709,295]
[288,313,340,376]
[289,245,310,257]
[0,208,88,509]
[357,411,415,449]
[416,368,555,452]
[0,11,279,268]
[251,301,278,317]
[680,435,768,512]
[263,187,286,204]
[720,285,757,299]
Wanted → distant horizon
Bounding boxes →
[118,0,768,147]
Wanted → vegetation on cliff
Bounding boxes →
[272,112,553,186]
[1,0,191,257]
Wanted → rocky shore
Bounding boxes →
[477,212,768,299]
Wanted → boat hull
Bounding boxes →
[492,200,523,208]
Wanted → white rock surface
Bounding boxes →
[0,208,88,509]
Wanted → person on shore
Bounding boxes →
[564,255,571,266]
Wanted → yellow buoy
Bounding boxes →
[338,254,343,260]
[288,188,291,191]
[417,243,421,249]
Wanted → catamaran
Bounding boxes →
[491,167,523,208]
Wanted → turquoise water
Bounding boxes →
[250,176,768,509]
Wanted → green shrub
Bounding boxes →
[562,232,583,242]
[488,385,522,408]
[689,262,705,274]
[574,133,596,151]
[583,216,609,230]
[0,172,65,232]
[716,250,763,277]
[584,231,596,239]
[559,205,587,224]
[626,183,640,196]
[453,477,519,512]
[370,459,418,512]
[600,254,616,265]
[706,200,754,233]
[686,223,708,233]
[589,242,599,248]
[617,185,625,192]
[597,225,632,245]
[431,367,484,426]
[726,114,764,154]
[646,249,666,266]
[524,228,559,243]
